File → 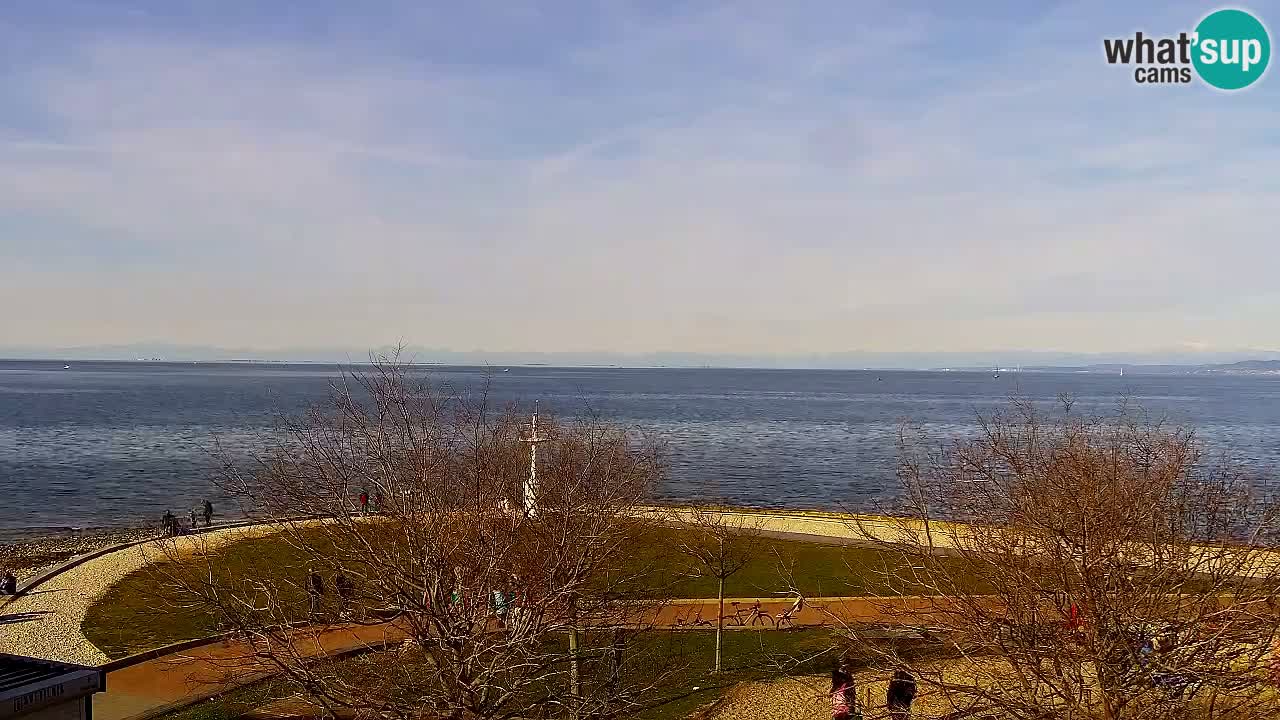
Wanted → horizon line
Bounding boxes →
[4,355,1278,373]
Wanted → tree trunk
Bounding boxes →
[715,575,725,673]
[1101,692,1118,720]
[569,618,581,719]
[568,625,583,712]
[609,628,624,690]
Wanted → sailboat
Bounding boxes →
[1120,367,1125,377]
[993,366,1000,379]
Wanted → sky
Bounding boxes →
[2,0,1279,362]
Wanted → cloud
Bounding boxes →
[1,0,1279,356]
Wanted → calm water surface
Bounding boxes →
[3,360,1279,538]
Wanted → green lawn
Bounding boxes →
[154,628,965,720]
[632,524,978,598]
[153,629,840,720]
[83,523,981,659]
[84,530,337,658]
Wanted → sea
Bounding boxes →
[3,360,1280,540]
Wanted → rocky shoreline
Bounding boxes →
[0,526,157,582]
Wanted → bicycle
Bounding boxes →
[775,594,804,629]
[731,600,774,628]
[675,609,715,628]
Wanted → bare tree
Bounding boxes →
[666,505,767,673]
[155,355,671,720]
[840,397,1280,719]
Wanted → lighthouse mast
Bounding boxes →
[520,401,548,518]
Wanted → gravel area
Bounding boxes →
[708,675,830,720]
[709,667,979,720]
[0,523,282,665]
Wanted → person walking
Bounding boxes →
[358,490,369,515]
[450,568,465,610]
[162,510,176,537]
[335,573,354,618]
[190,507,199,531]
[201,499,214,527]
[1,571,17,596]
[492,587,513,628]
[887,670,917,719]
[308,571,325,619]
[831,662,861,720]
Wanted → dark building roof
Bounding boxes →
[0,654,104,720]
[0,656,68,695]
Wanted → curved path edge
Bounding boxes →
[4,516,318,607]
[92,596,942,720]
[96,624,403,720]
[0,516,322,665]
[5,506,921,612]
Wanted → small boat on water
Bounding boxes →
[63,365,70,369]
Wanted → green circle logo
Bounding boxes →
[1192,9,1270,90]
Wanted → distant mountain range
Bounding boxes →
[4,343,1280,372]
[1013,360,1280,376]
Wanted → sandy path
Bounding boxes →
[710,663,1007,720]
[0,523,294,665]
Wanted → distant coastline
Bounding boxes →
[998,360,1280,376]
[4,343,1280,371]
[5,357,1280,375]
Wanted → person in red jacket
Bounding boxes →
[359,489,369,515]
[830,662,861,719]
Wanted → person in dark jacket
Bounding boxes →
[162,510,176,537]
[831,662,860,720]
[1,572,17,596]
[201,499,214,527]
[335,573,354,617]
[308,571,325,618]
[887,670,917,719]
